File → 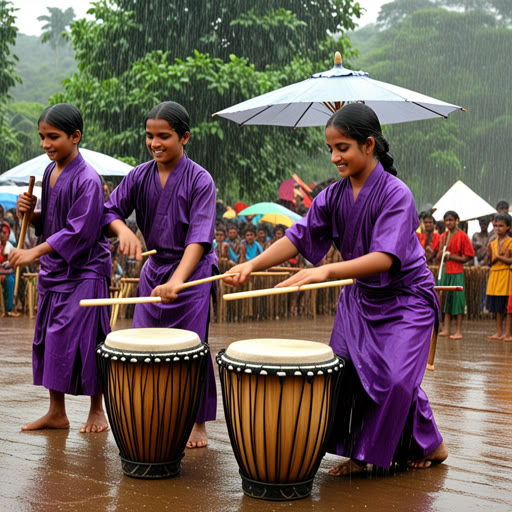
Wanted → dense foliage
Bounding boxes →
[353,6,512,207]
[0,0,22,172]
[51,0,362,203]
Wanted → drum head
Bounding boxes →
[104,328,201,352]
[225,339,334,365]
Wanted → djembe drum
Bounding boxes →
[217,339,344,501]
[97,328,209,479]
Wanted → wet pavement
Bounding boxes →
[1,316,512,511]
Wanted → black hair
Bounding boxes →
[443,210,459,221]
[496,200,509,211]
[38,103,83,140]
[494,212,512,227]
[423,213,436,223]
[326,103,397,176]
[244,226,256,236]
[145,101,190,139]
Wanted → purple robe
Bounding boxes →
[103,153,217,422]
[34,152,111,396]
[285,163,442,467]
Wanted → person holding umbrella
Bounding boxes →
[225,103,447,475]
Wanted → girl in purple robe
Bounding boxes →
[103,101,217,449]
[10,103,111,433]
[225,103,447,475]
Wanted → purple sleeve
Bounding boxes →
[184,173,216,251]
[103,171,137,227]
[285,189,334,265]
[46,177,104,264]
[369,182,419,270]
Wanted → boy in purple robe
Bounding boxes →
[103,101,217,448]
[225,103,447,475]
[10,104,111,433]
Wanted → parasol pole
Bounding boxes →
[13,176,36,306]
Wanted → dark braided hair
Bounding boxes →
[326,103,397,176]
[145,101,190,139]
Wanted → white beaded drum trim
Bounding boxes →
[97,343,208,364]
[217,339,343,377]
[104,328,201,352]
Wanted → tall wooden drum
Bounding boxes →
[97,328,208,479]
[217,339,344,500]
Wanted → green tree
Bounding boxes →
[352,8,511,205]
[55,0,362,203]
[0,0,22,173]
[38,7,75,71]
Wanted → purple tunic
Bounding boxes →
[34,153,111,396]
[103,153,217,422]
[285,163,442,467]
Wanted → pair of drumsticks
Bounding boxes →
[80,270,462,307]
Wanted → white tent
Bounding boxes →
[432,180,496,222]
[0,148,133,184]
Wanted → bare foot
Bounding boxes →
[449,334,463,340]
[408,441,448,469]
[186,422,208,449]
[80,410,108,433]
[504,337,512,342]
[328,458,367,476]
[438,331,449,337]
[487,334,504,340]
[7,311,21,317]
[21,412,70,431]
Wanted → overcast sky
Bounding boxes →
[11,0,387,36]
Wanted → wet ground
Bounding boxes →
[1,316,512,511]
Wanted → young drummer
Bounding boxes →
[9,103,111,432]
[225,103,447,475]
[437,211,474,339]
[103,101,217,448]
[485,213,512,339]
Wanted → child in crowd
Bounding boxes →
[256,226,269,248]
[103,101,217,449]
[239,226,263,263]
[225,103,447,475]
[437,210,474,339]
[485,213,512,339]
[0,221,18,317]
[214,225,227,260]
[418,213,440,265]
[10,103,111,433]
[224,224,240,265]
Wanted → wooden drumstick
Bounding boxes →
[13,176,36,305]
[434,286,463,291]
[223,279,354,301]
[141,249,157,257]
[81,296,162,307]
[81,272,287,307]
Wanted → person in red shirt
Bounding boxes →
[418,214,440,265]
[437,211,475,339]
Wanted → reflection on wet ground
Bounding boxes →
[1,317,511,511]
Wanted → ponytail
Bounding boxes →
[326,103,398,176]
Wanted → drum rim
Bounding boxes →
[97,342,208,363]
[216,349,343,377]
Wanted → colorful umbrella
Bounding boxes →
[238,202,302,222]
[213,52,465,127]
[260,213,295,228]
[278,179,295,203]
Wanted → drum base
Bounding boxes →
[240,473,314,501]
[121,454,184,479]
